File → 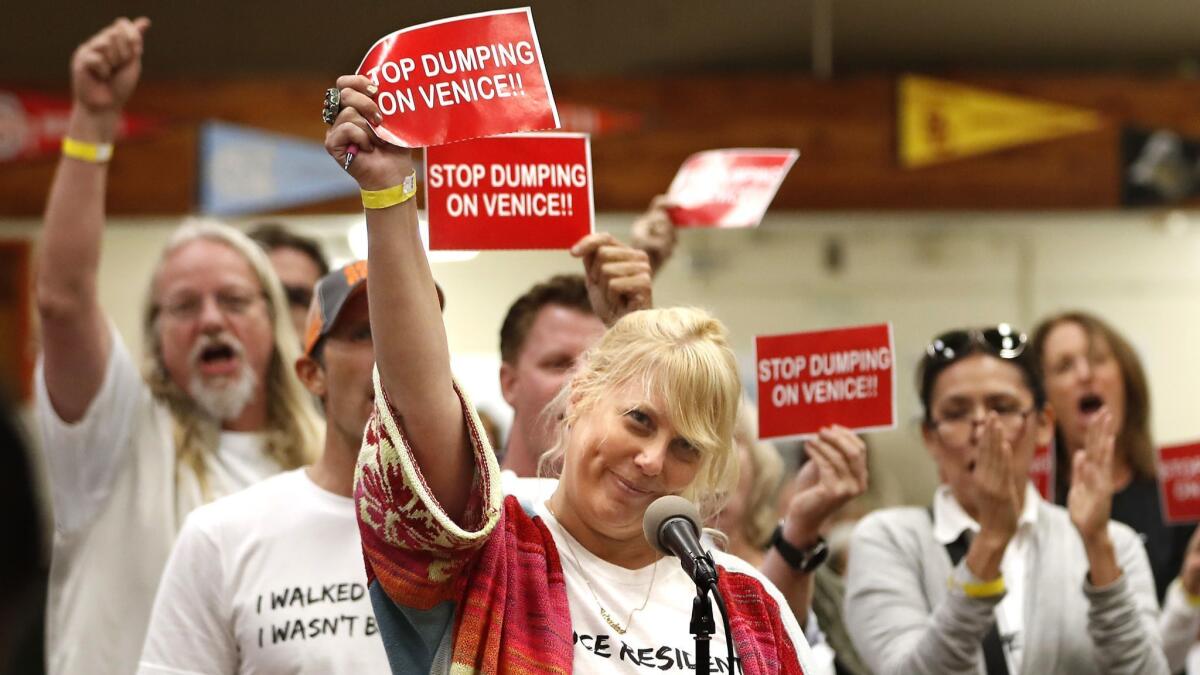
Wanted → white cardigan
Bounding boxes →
[844,500,1167,675]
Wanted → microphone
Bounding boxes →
[643,495,719,590]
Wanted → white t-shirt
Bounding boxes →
[35,324,284,675]
[524,491,817,674]
[137,468,388,674]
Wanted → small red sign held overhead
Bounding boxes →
[356,8,559,148]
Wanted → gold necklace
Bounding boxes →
[547,503,658,635]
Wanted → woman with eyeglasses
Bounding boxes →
[1033,312,1194,604]
[844,326,1166,675]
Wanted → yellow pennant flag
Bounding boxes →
[899,75,1104,168]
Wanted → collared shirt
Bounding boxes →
[933,483,1041,674]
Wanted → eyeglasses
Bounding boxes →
[159,290,264,321]
[932,405,1037,448]
[926,325,1027,362]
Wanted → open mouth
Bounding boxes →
[1078,394,1104,415]
[196,342,240,375]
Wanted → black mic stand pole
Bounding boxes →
[691,584,715,675]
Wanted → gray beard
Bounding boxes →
[188,366,258,422]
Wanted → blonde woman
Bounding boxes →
[325,74,819,674]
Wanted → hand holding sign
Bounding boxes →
[1067,408,1116,543]
[571,232,653,328]
[72,17,151,118]
[780,426,868,547]
[630,194,679,275]
[324,75,414,190]
[356,8,558,148]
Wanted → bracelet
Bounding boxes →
[960,575,1006,598]
[361,171,417,210]
[1182,582,1200,608]
[62,137,114,163]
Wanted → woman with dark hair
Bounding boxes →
[1033,311,1193,601]
[845,326,1165,674]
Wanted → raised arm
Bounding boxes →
[324,75,473,522]
[762,426,867,628]
[629,194,678,276]
[37,17,149,422]
[1069,410,1168,674]
[570,231,653,327]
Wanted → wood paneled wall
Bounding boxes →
[3,74,1200,216]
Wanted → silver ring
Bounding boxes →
[322,87,341,125]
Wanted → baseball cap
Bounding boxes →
[302,260,445,357]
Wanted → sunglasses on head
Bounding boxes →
[926,324,1027,362]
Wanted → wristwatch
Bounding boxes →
[770,524,829,573]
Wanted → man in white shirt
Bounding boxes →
[139,260,396,674]
[35,17,321,675]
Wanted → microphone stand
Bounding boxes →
[690,584,715,675]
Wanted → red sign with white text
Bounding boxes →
[755,323,896,440]
[425,132,593,250]
[1029,441,1055,502]
[1159,441,1200,524]
[0,90,158,163]
[666,148,799,228]
[356,8,559,148]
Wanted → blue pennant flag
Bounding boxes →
[198,121,359,216]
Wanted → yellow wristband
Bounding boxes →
[62,137,114,163]
[1182,583,1200,608]
[361,171,417,210]
[961,576,1006,598]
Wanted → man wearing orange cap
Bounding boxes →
[138,261,405,674]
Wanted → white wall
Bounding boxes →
[7,209,1200,504]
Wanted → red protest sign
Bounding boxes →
[425,132,593,250]
[356,8,559,148]
[1029,441,1055,502]
[1158,441,1200,524]
[666,148,799,228]
[755,323,896,440]
[0,90,158,163]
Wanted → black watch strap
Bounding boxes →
[770,524,829,573]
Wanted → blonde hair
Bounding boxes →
[732,400,785,549]
[539,307,742,521]
[142,218,322,497]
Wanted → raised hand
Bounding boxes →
[1067,408,1116,542]
[629,194,678,275]
[323,75,413,190]
[71,17,151,116]
[970,414,1023,543]
[570,232,653,327]
[780,425,868,547]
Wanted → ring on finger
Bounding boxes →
[322,87,341,125]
